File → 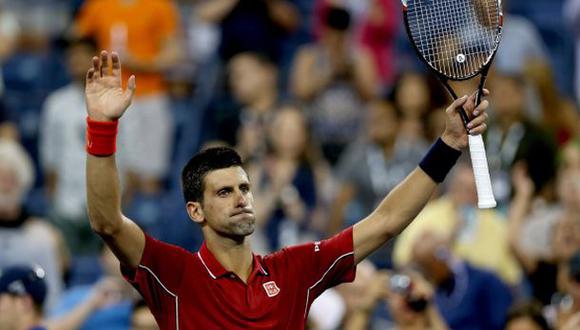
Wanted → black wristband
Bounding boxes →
[419,138,461,183]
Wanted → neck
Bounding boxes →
[380,138,396,157]
[204,233,254,283]
[498,115,520,132]
[397,321,429,330]
[250,90,277,114]
[0,205,21,221]
[20,312,42,330]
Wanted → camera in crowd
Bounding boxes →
[389,274,429,312]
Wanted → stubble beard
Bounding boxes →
[231,217,255,237]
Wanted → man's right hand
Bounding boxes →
[85,50,136,122]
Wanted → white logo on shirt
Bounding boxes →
[314,241,321,252]
[263,281,281,297]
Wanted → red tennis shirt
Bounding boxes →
[122,227,356,329]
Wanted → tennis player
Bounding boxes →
[84,51,489,329]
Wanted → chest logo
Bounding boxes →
[263,281,281,298]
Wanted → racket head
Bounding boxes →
[402,0,503,81]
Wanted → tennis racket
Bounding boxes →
[401,0,503,208]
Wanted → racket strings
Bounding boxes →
[407,0,500,79]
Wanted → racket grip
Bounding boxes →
[468,134,497,209]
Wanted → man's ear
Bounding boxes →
[186,201,204,224]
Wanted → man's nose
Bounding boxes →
[236,190,248,207]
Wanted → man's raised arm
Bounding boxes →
[353,91,490,263]
[85,50,144,268]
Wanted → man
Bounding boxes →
[0,264,126,330]
[410,231,513,330]
[84,51,489,329]
[393,161,522,285]
[74,0,182,197]
[0,265,48,330]
[40,37,101,254]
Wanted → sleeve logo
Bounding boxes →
[263,281,281,297]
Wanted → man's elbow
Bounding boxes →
[88,213,123,237]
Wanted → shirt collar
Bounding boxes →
[198,242,268,280]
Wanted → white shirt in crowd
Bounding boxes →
[40,84,87,219]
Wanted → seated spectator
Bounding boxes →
[0,138,68,309]
[505,301,550,330]
[291,5,378,164]
[394,161,522,285]
[0,265,48,330]
[411,231,513,330]
[0,264,118,330]
[49,245,138,330]
[40,36,101,255]
[338,261,449,330]
[247,105,330,252]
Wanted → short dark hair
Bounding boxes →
[181,147,243,203]
[325,6,351,31]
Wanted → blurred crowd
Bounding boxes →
[1,0,580,329]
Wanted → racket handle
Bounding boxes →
[468,134,497,209]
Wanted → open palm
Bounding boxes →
[85,51,136,122]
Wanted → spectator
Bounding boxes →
[524,60,579,146]
[247,105,330,251]
[330,100,426,266]
[0,264,121,330]
[74,0,183,197]
[0,138,68,310]
[486,71,558,208]
[495,0,549,78]
[0,265,48,330]
[207,52,280,160]
[315,0,400,91]
[504,301,550,330]
[508,154,580,305]
[338,261,449,330]
[411,231,513,330]
[197,0,300,63]
[390,72,446,144]
[40,36,101,255]
[291,5,378,164]
[394,161,523,286]
[49,245,138,330]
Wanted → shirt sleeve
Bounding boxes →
[121,234,187,322]
[282,227,356,297]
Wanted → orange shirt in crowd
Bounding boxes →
[75,0,179,97]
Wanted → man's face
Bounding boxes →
[199,167,255,238]
[0,294,21,330]
[0,162,23,212]
[228,55,274,105]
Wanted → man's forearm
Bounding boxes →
[86,154,123,235]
